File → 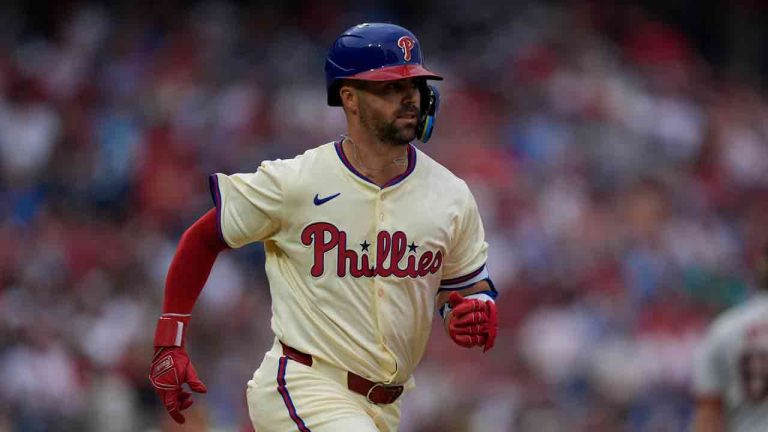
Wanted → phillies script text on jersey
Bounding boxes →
[301,222,443,278]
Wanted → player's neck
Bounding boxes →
[341,135,409,187]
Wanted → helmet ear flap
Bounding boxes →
[329,81,343,106]
[416,83,440,143]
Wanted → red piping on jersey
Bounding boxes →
[334,141,417,188]
[440,264,486,285]
[162,209,229,314]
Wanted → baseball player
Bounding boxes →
[692,246,768,432]
[148,23,498,431]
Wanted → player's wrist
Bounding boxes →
[153,313,191,347]
[440,292,495,322]
[465,292,496,303]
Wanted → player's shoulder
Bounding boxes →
[413,147,472,196]
[258,142,335,173]
[293,141,337,162]
[706,294,768,339]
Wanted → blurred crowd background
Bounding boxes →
[2,1,768,431]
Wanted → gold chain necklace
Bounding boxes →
[343,135,407,173]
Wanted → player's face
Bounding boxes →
[356,79,421,146]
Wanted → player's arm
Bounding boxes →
[692,396,724,432]
[435,278,498,352]
[691,322,725,432]
[149,208,229,424]
[149,165,284,424]
[435,279,494,311]
[438,183,497,352]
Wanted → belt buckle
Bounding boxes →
[365,383,384,404]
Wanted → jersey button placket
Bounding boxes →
[376,191,385,226]
[375,190,398,377]
[375,191,385,296]
[374,191,387,344]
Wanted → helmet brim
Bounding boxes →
[328,64,443,106]
[346,64,443,81]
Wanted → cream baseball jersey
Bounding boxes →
[693,294,768,432]
[209,141,489,385]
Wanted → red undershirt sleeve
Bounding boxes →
[162,208,230,314]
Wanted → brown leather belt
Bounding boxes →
[280,342,404,405]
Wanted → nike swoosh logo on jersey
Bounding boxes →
[313,193,341,206]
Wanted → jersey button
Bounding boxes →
[379,213,384,221]
[377,287,384,298]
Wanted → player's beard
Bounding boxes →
[359,102,417,146]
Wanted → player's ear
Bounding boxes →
[339,83,359,115]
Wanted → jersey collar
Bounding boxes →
[334,140,417,189]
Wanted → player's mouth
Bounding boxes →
[396,107,418,120]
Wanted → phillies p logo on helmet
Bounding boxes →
[397,36,415,61]
[325,23,442,107]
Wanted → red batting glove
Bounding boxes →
[446,292,498,352]
[149,315,207,424]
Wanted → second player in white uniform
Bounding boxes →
[692,248,768,432]
[148,23,498,431]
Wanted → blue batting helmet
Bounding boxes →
[325,23,443,107]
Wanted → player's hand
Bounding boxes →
[446,292,497,352]
[149,346,208,424]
